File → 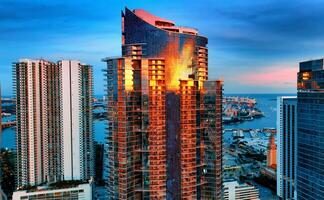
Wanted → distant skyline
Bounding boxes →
[1,0,324,95]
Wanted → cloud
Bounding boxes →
[1,0,323,94]
[230,63,298,87]
[0,0,126,95]
[194,0,324,64]
[0,0,119,42]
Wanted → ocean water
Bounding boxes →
[224,94,295,129]
[224,94,295,200]
[1,125,15,149]
[94,120,107,144]
[1,119,107,149]
[1,93,295,149]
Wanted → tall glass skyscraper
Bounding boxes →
[277,96,297,200]
[103,8,223,199]
[13,59,94,188]
[297,59,324,200]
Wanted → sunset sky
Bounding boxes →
[1,0,324,95]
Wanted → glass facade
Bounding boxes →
[277,97,297,200]
[104,8,223,199]
[297,59,324,200]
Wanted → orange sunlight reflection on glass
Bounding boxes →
[160,37,195,91]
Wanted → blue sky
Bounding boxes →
[1,0,324,95]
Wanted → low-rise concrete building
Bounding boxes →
[12,182,92,200]
[223,180,260,200]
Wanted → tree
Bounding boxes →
[1,148,16,198]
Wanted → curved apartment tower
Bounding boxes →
[104,8,222,199]
[13,59,94,188]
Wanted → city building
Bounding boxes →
[103,8,223,199]
[58,60,94,181]
[94,142,105,185]
[276,96,297,200]
[0,87,7,200]
[259,132,277,181]
[93,186,107,200]
[12,181,93,200]
[267,133,277,169]
[13,59,94,188]
[297,59,324,200]
[0,85,2,145]
[0,190,7,200]
[223,181,260,200]
[260,166,276,181]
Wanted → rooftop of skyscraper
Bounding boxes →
[132,8,199,35]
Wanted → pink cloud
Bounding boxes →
[236,64,298,86]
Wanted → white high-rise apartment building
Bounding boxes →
[277,96,297,200]
[13,59,94,188]
[59,60,94,181]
